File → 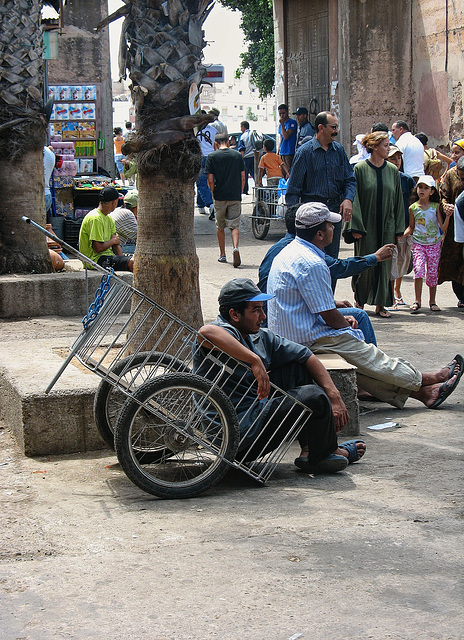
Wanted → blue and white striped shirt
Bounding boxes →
[285,136,356,208]
[267,237,364,346]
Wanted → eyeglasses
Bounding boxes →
[326,124,339,130]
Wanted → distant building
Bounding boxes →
[200,69,276,135]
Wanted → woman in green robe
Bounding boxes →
[343,132,405,317]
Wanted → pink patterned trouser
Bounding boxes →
[412,241,441,287]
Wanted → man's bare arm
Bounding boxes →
[198,325,270,399]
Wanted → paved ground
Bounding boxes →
[1,200,463,639]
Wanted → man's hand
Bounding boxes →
[110,233,120,246]
[352,232,363,239]
[339,199,353,221]
[331,393,349,431]
[375,244,396,261]
[335,299,352,308]
[344,315,358,329]
[251,359,270,400]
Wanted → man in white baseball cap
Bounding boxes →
[267,202,463,411]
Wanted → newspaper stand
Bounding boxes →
[251,184,286,240]
[23,217,312,499]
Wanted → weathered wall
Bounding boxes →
[47,0,113,171]
[412,0,464,147]
[346,0,413,142]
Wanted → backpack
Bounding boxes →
[424,148,442,180]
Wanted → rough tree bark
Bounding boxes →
[97,0,215,337]
[0,0,53,274]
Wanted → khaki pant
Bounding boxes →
[311,333,422,408]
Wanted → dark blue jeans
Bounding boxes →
[196,157,213,208]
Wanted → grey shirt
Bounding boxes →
[193,315,312,432]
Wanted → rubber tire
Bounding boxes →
[252,201,271,240]
[114,373,240,499]
[94,351,190,450]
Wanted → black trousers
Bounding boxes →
[241,362,337,466]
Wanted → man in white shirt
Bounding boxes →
[391,120,425,180]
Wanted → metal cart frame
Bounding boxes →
[23,217,312,499]
[250,184,287,240]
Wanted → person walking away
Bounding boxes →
[195,119,217,219]
[406,176,451,313]
[237,121,254,195]
[206,133,246,267]
[257,139,289,187]
[277,104,297,171]
[113,127,126,184]
[343,132,404,317]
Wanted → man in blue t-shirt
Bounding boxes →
[277,104,297,171]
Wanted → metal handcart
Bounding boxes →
[251,181,287,240]
[23,217,312,499]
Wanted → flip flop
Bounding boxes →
[429,365,464,409]
[410,302,421,314]
[430,304,441,312]
[444,354,464,380]
[395,296,406,305]
[338,439,366,463]
[294,453,348,474]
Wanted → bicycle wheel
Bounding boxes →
[115,373,240,499]
[94,351,190,450]
[252,201,271,240]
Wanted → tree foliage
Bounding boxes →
[218,0,274,98]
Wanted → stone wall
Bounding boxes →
[47,0,114,172]
[412,0,464,147]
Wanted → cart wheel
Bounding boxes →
[94,351,190,450]
[252,201,271,240]
[115,373,240,499]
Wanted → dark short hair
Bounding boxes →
[395,120,410,131]
[296,221,328,242]
[285,204,299,235]
[114,127,122,135]
[219,300,248,321]
[215,133,228,145]
[264,139,274,151]
[314,111,333,130]
[125,121,132,128]
[240,121,249,129]
[415,132,428,146]
[371,122,389,132]
[278,104,288,111]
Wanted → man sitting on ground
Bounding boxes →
[267,202,463,410]
[79,186,134,272]
[193,278,366,474]
[109,190,138,249]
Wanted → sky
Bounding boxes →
[107,1,246,83]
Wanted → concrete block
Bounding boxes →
[0,271,133,319]
[0,338,105,456]
[317,354,359,437]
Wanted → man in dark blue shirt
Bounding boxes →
[286,111,356,264]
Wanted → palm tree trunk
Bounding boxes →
[132,169,203,330]
[0,0,53,274]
